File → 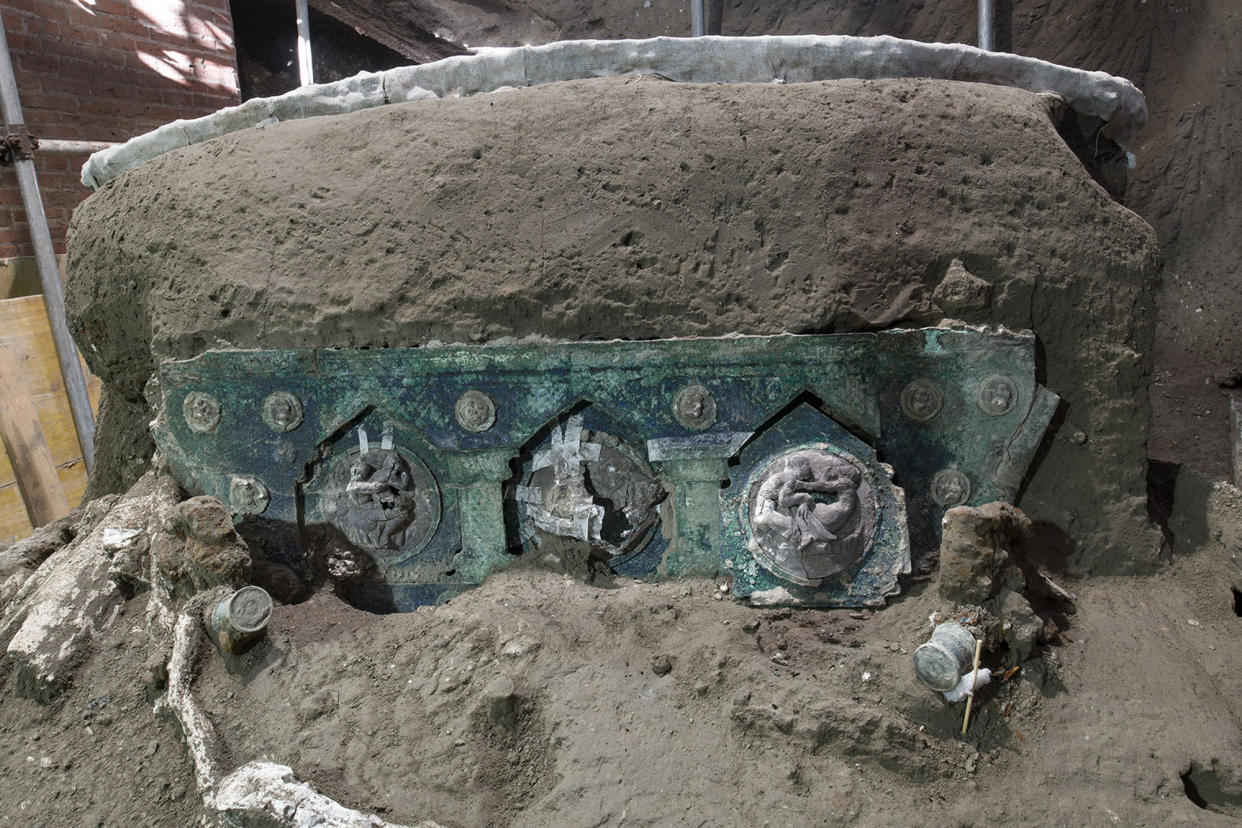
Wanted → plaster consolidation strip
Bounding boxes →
[81,35,1147,189]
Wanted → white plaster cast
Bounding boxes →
[82,35,1147,189]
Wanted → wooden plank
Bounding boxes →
[0,482,34,544]
[57,460,89,511]
[0,296,102,472]
[0,343,70,526]
[0,292,100,539]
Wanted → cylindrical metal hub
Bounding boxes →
[210,585,273,654]
[912,621,977,691]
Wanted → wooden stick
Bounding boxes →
[0,342,69,526]
[961,637,984,735]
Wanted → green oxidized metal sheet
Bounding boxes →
[153,328,1058,610]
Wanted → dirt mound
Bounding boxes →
[4,542,1241,825]
[67,75,1159,573]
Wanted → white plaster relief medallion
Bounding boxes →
[747,448,877,586]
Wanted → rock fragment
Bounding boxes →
[932,259,993,315]
[154,496,251,599]
[938,502,1031,606]
[3,473,179,702]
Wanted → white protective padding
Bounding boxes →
[81,35,1147,189]
[211,761,444,828]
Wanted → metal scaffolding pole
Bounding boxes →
[690,0,706,37]
[978,0,994,51]
[0,10,95,473]
[295,0,314,86]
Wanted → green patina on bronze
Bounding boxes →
[153,329,1058,610]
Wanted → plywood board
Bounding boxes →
[0,293,102,540]
[0,343,70,526]
[0,483,34,544]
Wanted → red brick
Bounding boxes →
[17,11,60,35]
[97,29,140,52]
[92,0,134,16]
[59,22,105,47]
[26,90,80,113]
[38,155,70,173]
[16,51,61,75]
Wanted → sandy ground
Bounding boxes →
[1,528,1239,826]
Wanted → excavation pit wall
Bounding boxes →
[65,41,1161,575]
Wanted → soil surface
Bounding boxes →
[2,538,1240,826]
[67,76,1160,574]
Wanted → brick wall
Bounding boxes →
[0,0,240,258]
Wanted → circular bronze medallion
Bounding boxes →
[262,391,304,433]
[455,390,497,433]
[976,375,1018,416]
[229,475,269,515]
[672,384,717,431]
[899,379,943,423]
[318,447,440,561]
[183,391,222,434]
[930,468,971,508]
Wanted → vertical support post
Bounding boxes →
[0,11,94,473]
[295,0,314,87]
[444,449,515,580]
[977,0,994,51]
[1229,391,1242,488]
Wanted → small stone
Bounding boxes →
[693,681,710,696]
[651,654,673,676]
[501,635,540,657]
[712,591,723,601]
[770,653,789,666]
[742,618,760,633]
